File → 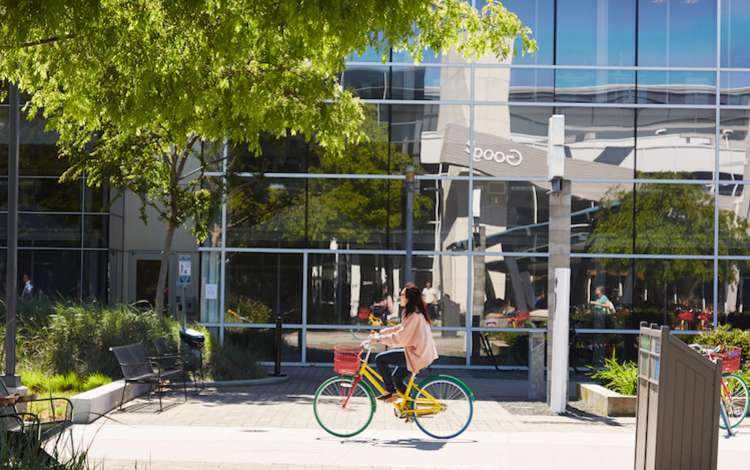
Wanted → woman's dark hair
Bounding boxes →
[402,282,431,323]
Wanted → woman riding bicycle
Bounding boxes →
[369,282,438,402]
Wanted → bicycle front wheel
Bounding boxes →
[349,320,370,340]
[412,376,473,439]
[314,376,375,437]
[720,373,749,429]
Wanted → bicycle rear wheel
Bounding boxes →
[314,376,375,437]
[720,373,749,429]
[411,376,473,439]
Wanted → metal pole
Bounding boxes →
[272,313,283,376]
[3,82,20,388]
[404,165,414,284]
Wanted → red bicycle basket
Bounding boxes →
[678,310,694,322]
[514,310,530,322]
[357,307,371,320]
[709,346,741,373]
[334,345,362,375]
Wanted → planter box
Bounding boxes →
[577,383,636,417]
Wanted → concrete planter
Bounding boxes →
[577,383,636,417]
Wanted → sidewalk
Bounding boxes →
[69,367,750,470]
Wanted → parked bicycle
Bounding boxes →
[349,305,396,340]
[313,335,474,439]
[569,319,597,372]
[690,344,749,429]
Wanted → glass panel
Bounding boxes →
[555,70,636,104]
[637,71,716,105]
[472,331,530,368]
[308,177,390,249]
[720,72,750,105]
[390,180,466,252]
[507,68,554,102]
[638,0,717,68]
[225,252,303,325]
[719,184,750,257]
[556,0,636,66]
[225,327,302,362]
[635,108,716,179]
[475,255,549,323]
[392,66,469,101]
[571,182,635,254]
[719,109,749,184]
[478,0,555,65]
[227,134,311,174]
[19,112,66,176]
[17,214,81,248]
[305,329,466,366]
[562,107,635,178]
[308,254,403,325]
[390,104,470,176]
[84,215,108,248]
[467,181,549,253]
[0,177,80,211]
[571,256,715,330]
[721,0,750,68]
[589,182,715,257]
[225,177,307,248]
[84,183,109,212]
[413,254,468,328]
[200,251,222,323]
[723,261,750,321]
[82,251,108,301]
[471,106,553,180]
[340,66,388,100]
[135,259,165,307]
[18,249,81,299]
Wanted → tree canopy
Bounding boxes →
[0,0,536,311]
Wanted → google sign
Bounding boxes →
[465,140,523,167]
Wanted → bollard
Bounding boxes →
[272,313,283,377]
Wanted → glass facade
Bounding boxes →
[0,86,108,300]
[198,0,750,367]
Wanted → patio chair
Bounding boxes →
[153,337,205,392]
[0,379,74,458]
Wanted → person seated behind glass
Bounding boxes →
[369,282,439,402]
[590,285,613,311]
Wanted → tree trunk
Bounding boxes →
[155,223,177,315]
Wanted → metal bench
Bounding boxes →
[110,343,188,412]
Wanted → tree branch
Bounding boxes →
[19,34,75,48]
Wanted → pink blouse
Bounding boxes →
[379,311,439,373]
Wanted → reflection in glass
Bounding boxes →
[340,66,388,100]
[17,214,81,248]
[556,0,635,66]
[570,182,634,254]
[225,327,302,363]
[721,0,750,68]
[718,184,750,257]
[721,72,750,106]
[635,109,715,178]
[555,70,635,104]
[225,252,303,324]
[721,261,750,320]
[638,0,717,67]
[18,249,81,299]
[719,109,750,185]
[507,69,554,102]
[82,251,108,300]
[84,215,108,248]
[478,0,554,65]
[589,181,716,257]
[308,254,402,325]
[390,180,457,253]
[637,71,716,105]
[477,255,549,323]
[0,177,80,212]
[18,113,66,176]
[84,183,109,212]
[226,177,307,248]
[561,107,635,177]
[200,251,221,323]
[227,134,311,174]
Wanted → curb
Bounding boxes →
[203,375,290,387]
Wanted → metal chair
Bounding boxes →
[153,337,205,392]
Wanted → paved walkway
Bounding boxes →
[67,367,749,470]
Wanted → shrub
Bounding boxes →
[226,297,272,324]
[589,351,638,396]
[207,332,267,381]
[695,324,750,366]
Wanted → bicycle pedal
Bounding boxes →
[404,417,414,424]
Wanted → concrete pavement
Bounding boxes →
[64,367,750,469]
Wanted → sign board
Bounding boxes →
[205,284,218,300]
[179,255,191,286]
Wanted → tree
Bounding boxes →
[590,172,750,304]
[0,0,536,313]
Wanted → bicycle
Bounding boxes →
[569,319,597,372]
[506,310,536,329]
[313,336,474,439]
[349,306,396,340]
[690,344,749,429]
